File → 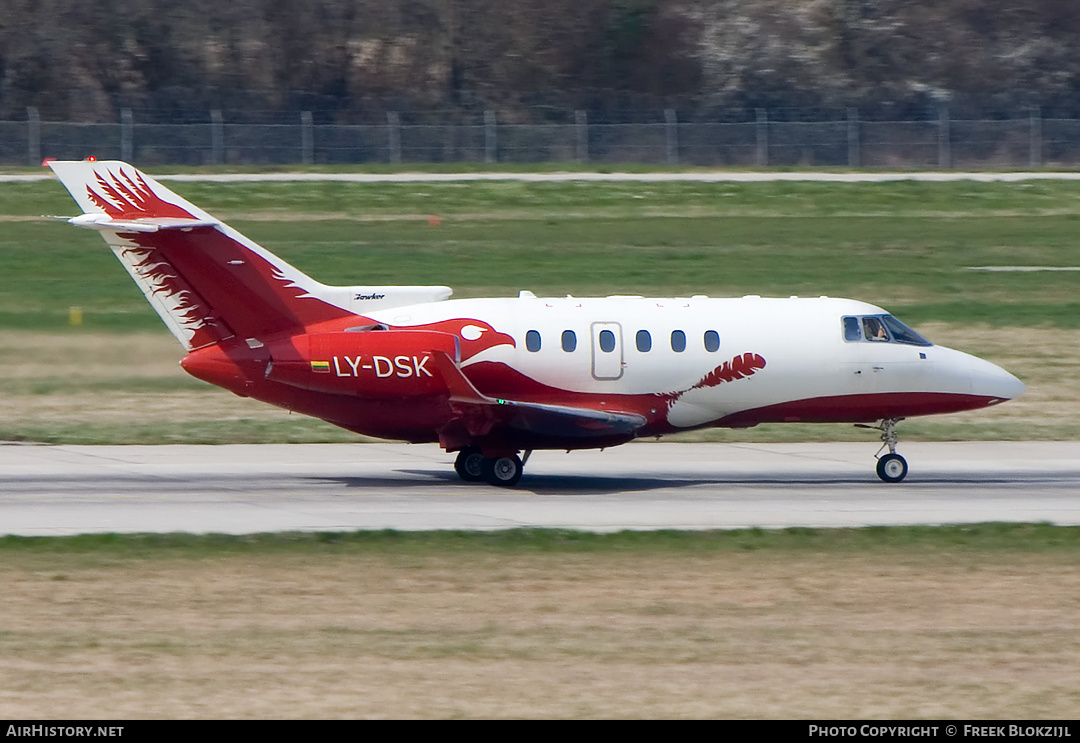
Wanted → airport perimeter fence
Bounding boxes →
[2,106,1079,168]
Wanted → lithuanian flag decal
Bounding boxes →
[311,360,331,373]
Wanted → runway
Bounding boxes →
[1,441,1078,536]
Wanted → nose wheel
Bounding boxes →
[858,417,909,483]
[876,452,908,483]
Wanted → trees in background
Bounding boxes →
[2,0,1078,121]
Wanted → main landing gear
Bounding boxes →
[454,447,530,487]
[857,417,909,483]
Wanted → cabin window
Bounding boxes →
[561,330,577,352]
[525,330,541,352]
[636,329,652,352]
[670,329,686,353]
[843,316,861,342]
[598,329,616,352]
[703,330,720,352]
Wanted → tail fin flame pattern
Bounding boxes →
[87,167,195,220]
[50,160,354,349]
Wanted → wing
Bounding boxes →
[431,351,646,441]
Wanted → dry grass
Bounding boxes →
[0,331,184,380]
[0,332,284,425]
[1,551,1078,718]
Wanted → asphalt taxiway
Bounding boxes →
[1,441,1077,536]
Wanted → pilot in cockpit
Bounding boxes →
[863,316,888,341]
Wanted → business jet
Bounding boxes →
[48,160,1025,486]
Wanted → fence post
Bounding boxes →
[937,104,950,169]
[484,110,497,164]
[756,109,768,167]
[301,111,314,165]
[665,109,678,165]
[575,110,588,164]
[1030,106,1042,168]
[120,108,134,162]
[27,107,40,166]
[211,110,224,165]
[847,108,860,168]
[387,112,401,164]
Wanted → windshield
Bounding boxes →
[842,314,933,347]
[881,315,932,346]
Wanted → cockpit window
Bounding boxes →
[881,315,932,346]
[863,316,889,342]
[843,316,861,342]
[842,314,933,347]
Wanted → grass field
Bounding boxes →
[2,526,1078,718]
[1,177,1077,443]
[2,176,1078,718]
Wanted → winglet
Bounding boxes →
[432,351,489,404]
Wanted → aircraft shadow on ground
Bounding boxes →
[300,468,1069,495]
[305,469,1049,494]
[317,470,707,494]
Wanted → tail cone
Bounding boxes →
[181,344,250,393]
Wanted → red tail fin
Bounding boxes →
[50,161,353,349]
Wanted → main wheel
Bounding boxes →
[876,453,908,483]
[481,454,523,487]
[454,447,485,482]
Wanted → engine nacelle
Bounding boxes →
[265,329,460,397]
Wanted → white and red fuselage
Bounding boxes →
[49,160,1024,485]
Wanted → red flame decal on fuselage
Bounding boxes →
[691,353,767,390]
[656,352,767,414]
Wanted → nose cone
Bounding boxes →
[935,345,1025,406]
[970,355,1026,403]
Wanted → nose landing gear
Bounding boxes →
[857,417,909,483]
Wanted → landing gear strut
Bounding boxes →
[858,417,909,483]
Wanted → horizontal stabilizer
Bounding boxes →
[68,214,221,232]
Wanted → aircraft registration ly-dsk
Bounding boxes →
[49,160,1025,486]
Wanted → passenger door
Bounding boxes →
[591,322,624,380]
